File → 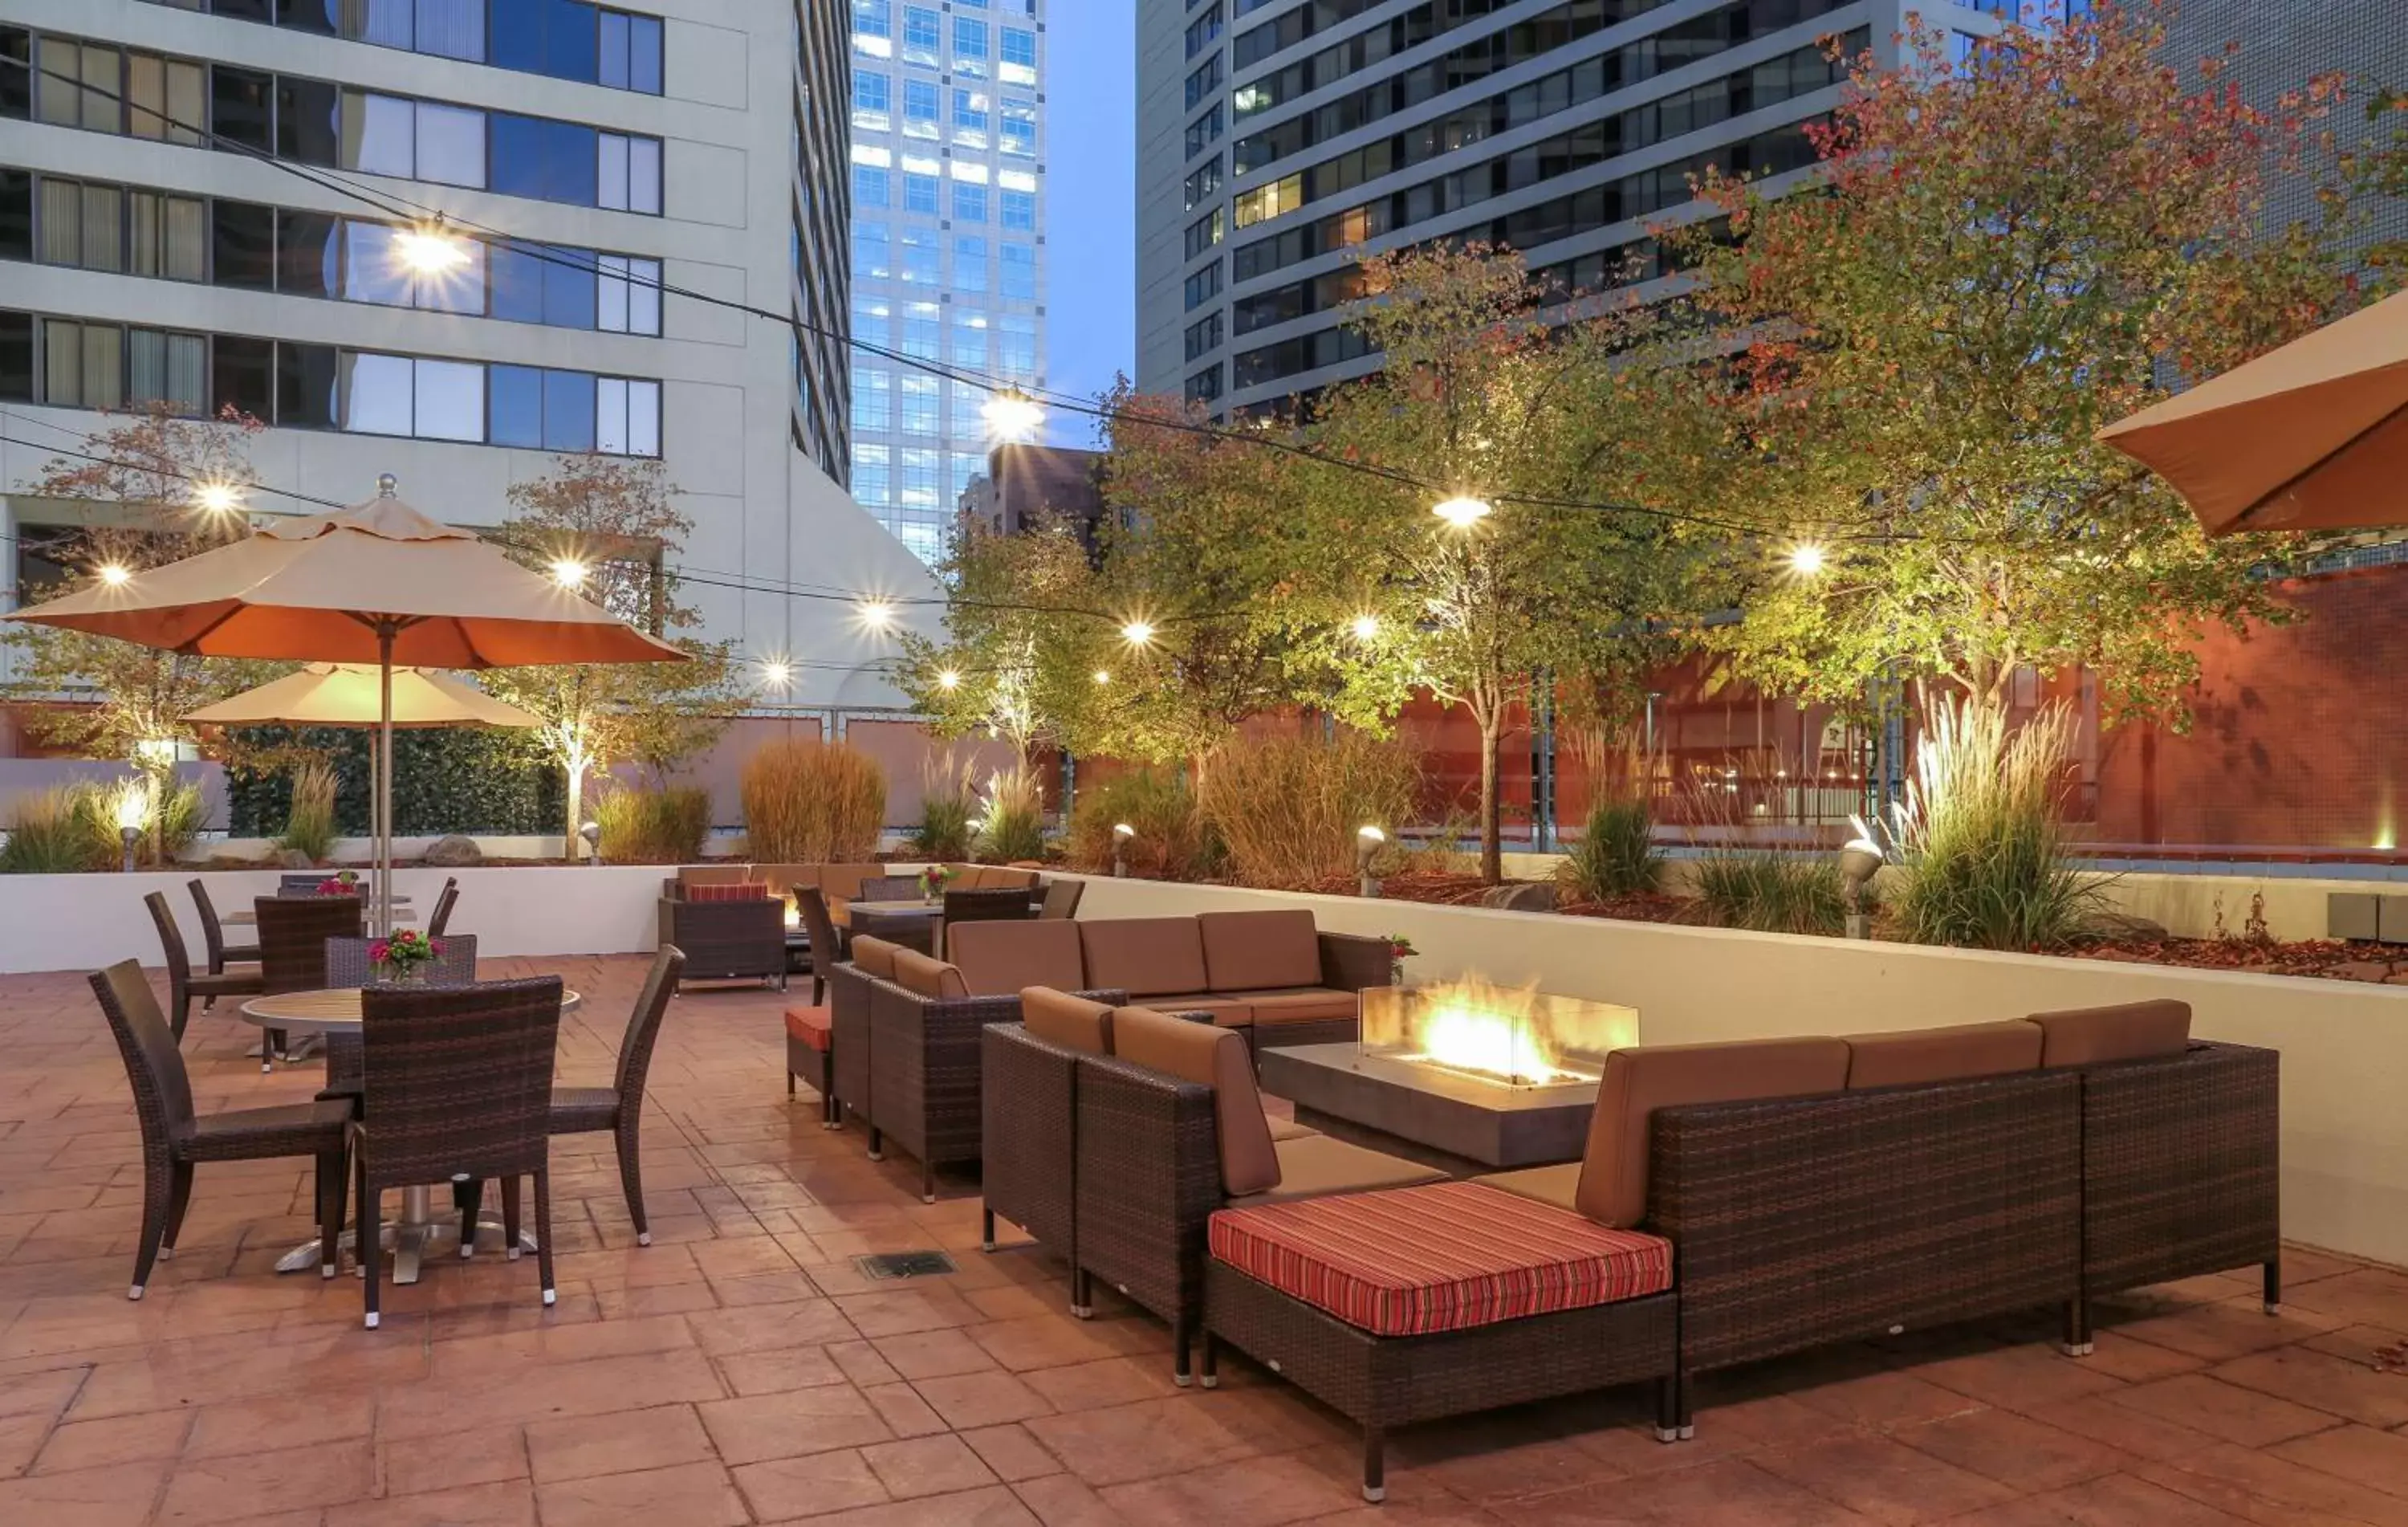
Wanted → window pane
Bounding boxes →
[166,333,205,413]
[212,335,275,421]
[543,246,596,327]
[76,181,116,272]
[489,240,546,321]
[37,178,78,266]
[165,62,203,145]
[213,201,276,290]
[349,0,415,51]
[0,33,27,124]
[489,364,543,445]
[342,352,416,434]
[597,254,628,331]
[128,328,167,409]
[130,189,160,276]
[628,257,660,333]
[417,0,485,61]
[628,379,659,456]
[631,16,662,94]
[41,320,80,405]
[628,137,661,214]
[0,169,28,262]
[545,0,598,82]
[278,210,341,298]
[596,377,628,454]
[343,92,417,177]
[81,323,123,409]
[211,67,274,153]
[34,39,76,128]
[414,358,483,440]
[279,78,343,168]
[543,369,595,450]
[415,102,486,189]
[600,11,629,89]
[278,342,340,427]
[419,237,486,313]
[492,0,544,71]
[128,53,164,140]
[598,132,629,210]
[79,42,118,132]
[164,195,205,281]
[344,221,415,306]
[278,0,340,37]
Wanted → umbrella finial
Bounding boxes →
[377,474,398,498]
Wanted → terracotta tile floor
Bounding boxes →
[6,955,2407,1525]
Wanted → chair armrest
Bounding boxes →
[1318,932,1392,992]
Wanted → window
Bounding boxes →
[0,172,24,263]
[950,311,988,366]
[41,318,123,410]
[407,0,486,62]
[904,170,938,215]
[850,364,890,432]
[852,69,891,129]
[900,227,940,283]
[491,113,596,204]
[901,301,939,359]
[1186,312,1222,360]
[947,450,982,500]
[999,242,1035,299]
[1000,26,1036,84]
[35,178,123,274]
[1000,189,1035,231]
[279,340,340,427]
[901,6,939,64]
[211,65,275,153]
[1232,173,1300,229]
[852,164,890,207]
[1186,5,1222,59]
[128,49,205,144]
[852,0,892,48]
[340,93,488,189]
[954,17,989,73]
[1185,207,1224,258]
[210,201,275,289]
[1000,99,1035,157]
[898,374,938,434]
[1185,154,1221,211]
[852,294,890,346]
[598,254,661,334]
[852,220,890,279]
[953,235,987,291]
[1186,363,1222,404]
[598,10,664,94]
[210,335,273,419]
[1186,54,1222,111]
[277,77,341,168]
[894,447,937,507]
[952,88,989,147]
[1185,260,1220,310]
[598,132,663,213]
[1186,103,1222,158]
[596,377,658,454]
[340,352,483,440]
[997,315,1036,381]
[129,328,209,413]
[903,78,939,136]
[953,183,987,223]
[853,442,892,504]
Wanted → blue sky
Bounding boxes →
[1041,0,1135,449]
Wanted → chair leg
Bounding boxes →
[130,1155,175,1300]
[787,1067,795,1097]
[1653,1374,1681,1443]
[360,1158,380,1330]
[2264,1257,2282,1315]
[2063,1296,2093,1357]
[1198,1330,1219,1390]
[813,974,826,1006]
[1071,1268,1092,1319]
[981,1207,996,1252]
[535,1169,557,1306]
[867,1126,882,1162]
[921,1162,935,1205]
[502,1176,523,1261]
[617,1121,650,1247]
[455,1177,484,1259]
[1172,1313,1194,1387]
[170,985,191,1044]
[159,1161,195,1262]
[1674,1369,1694,1439]
[1361,1425,1385,1505]
[822,1053,839,1130]
[315,1150,344,1280]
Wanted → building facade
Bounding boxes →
[0,0,938,711]
[955,439,1106,550]
[844,0,1047,564]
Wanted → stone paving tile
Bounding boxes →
[5,955,2407,1524]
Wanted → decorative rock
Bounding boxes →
[275,849,316,869]
[2090,911,2170,943]
[1478,882,1557,914]
[422,834,483,867]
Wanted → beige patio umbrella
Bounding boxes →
[2098,287,2408,535]
[9,476,682,928]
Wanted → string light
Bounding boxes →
[759,658,794,691]
[191,481,244,515]
[394,226,471,274]
[1120,620,1156,645]
[1432,495,1495,528]
[938,669,962,690]
[97,564,132,586]
[1788,543,1828,576]
[857,599,895,631]
[1092,669,1111,685]
[548,558,590,588]
[1350,613,1380,641]
[982,386,1047,443]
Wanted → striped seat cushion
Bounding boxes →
[689,882,771,903]
[1207,1180,1672,1338]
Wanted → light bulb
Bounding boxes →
[938,668,962,690]
[395,226,471,274]
[759,658,794,690]
[97,564,132,586]
[1092,669,1111,685]
[982,387,1046,443]
[858,600,895,630]
[192,481,243,515]
[1350,613,1380,641]
[1431,495,1494,528]
[1788,543,1828,576]
[549,558,589,588]
[1121,620,1155,645]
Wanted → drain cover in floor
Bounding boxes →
[853,1250,958,1281]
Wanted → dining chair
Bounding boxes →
[939,886,1036,960]
[316,935,481,1105]
[255,895,364,1072]
[427,878,460,938]
[144,892,262,1044]
[188,878,261,978]
[88,959,349,1298]
[353,976,564,1329]
[280,873,336,895]
[857,875,922,904]
[792,886,840,1005]
[546,946,685,1247]
[1037,878,1084,921]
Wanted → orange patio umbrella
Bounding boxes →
[2098,287,2408,535]
[10,476,682,926]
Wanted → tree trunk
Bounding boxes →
[563,759,587,862]
[1479,714,1503,886]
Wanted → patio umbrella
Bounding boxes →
[9,475,682,929]
[2097,287,2408,535]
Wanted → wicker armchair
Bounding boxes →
[315,935,481,1104]
[144,892,261,1044]
[256,895,364,1072]
[88,959,349,1297]
[352,976,565,1329]
[547,946,684,1245]
[1037,878,1084,920]
[427,877,460,937]
[657,879,785,990]
[188,878,260,975]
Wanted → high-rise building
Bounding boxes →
[956,439,1108,551]
[844,0,1047,564]
[0,0,936,710]
[1141,0,1898,414]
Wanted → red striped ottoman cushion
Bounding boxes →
[1208,1180,1671,1338]
[689,882,771,902]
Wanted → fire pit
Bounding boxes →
[1258,979,1638,1174]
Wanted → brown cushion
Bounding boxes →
[849,936,901,980]
[1022,987,1114,1054]
[1476,1163,1581,1213]
[1080,918,1209,997]
[1574,1037,1853,1228]
[756,864,820,898]
[1147,995,1254,1028]
[1239,988,1358,1026]
[892,949,970,1000]
[688,881,769,903]
[1844,1020,2044,1089]
[1235,1134,1446,1205]
[950,920,1086,996]
[1265,1113,1318,1142]
[1198,910,1324,992]
[2031,1000,2192,1067]
[1111,1004,1279,1196]
[679,865,750,886]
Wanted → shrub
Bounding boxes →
[151,781,205,863]
[1389,809,1477,877]
[1560,797,1662,900]
[913,752,978,861]
[1892,696,2106,951]
[595,784,712,863]
[741,739,886,861]
[1692,849,1848,935]
[1197,733,1421,887]
[0,787,108,873]
[277,760,339,864]
[977,764,1047,862]
[1068,769,1206,878]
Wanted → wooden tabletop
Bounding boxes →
[846,900,946,916]
[237,986,581,1032]
[226,904,416,926]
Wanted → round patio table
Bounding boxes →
[235,986,580,1284]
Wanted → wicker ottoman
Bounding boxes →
[785,1006,837,1128]
[1201,1181,1678,1502]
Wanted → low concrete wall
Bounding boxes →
[1066,873,2408,1268]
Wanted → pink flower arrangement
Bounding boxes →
[372,928,445,974]
[919,864,956,900]
[1386,935,1418,960]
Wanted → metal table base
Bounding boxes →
[273,1183,537,1283]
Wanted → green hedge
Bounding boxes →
[227,727,563,837]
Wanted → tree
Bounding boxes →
[478,456,739,852]
[1304,244,1702,882]
[1662,8,2355,723]
[1,406,290,857]
[895,511,1104,764]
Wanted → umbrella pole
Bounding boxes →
[379,627,395,939]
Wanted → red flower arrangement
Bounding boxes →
[372,928,445,976]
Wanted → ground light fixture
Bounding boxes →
[982,386,1046,443]
[1112,821,1136,878]
[115,784,148,873]
[1431,495,1495,528]
[394,225,472,275]
[1837,812,1884,939]
[579,821,601,865]
[1357,825,1386,898]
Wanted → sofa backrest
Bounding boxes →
[754,864,819,898]
[1080,918,1209,997]
[1111,1004,1279,1196]
[1576,1036,1852,1228]
[950,920,1087,996]
[944,863,1040,891]
[893,948,970,1000]
[677,865,750,887]
[2028,1000,2192,1067]
[820,864,890,903]
[1022,987,1115,1053]
[849,935,901,980]
[1198,910,1322,992]
[1843,1020,2044,1089]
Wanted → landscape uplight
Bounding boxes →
[395,226,471,274]
[1357,824,1385,898]
[1112,821,1135,878]
[1432,495,1494,528]
[1837,812,1884,940]
[982,386,1046,443]
[1350,613,1380,641]
[1092,669,1111,685]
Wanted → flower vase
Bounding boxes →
[381,962,427,986]
[1389,959,1406,989]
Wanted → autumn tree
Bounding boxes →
[895,512,1104,763]
[479,456,739,851]
[1661,7,2355,723]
